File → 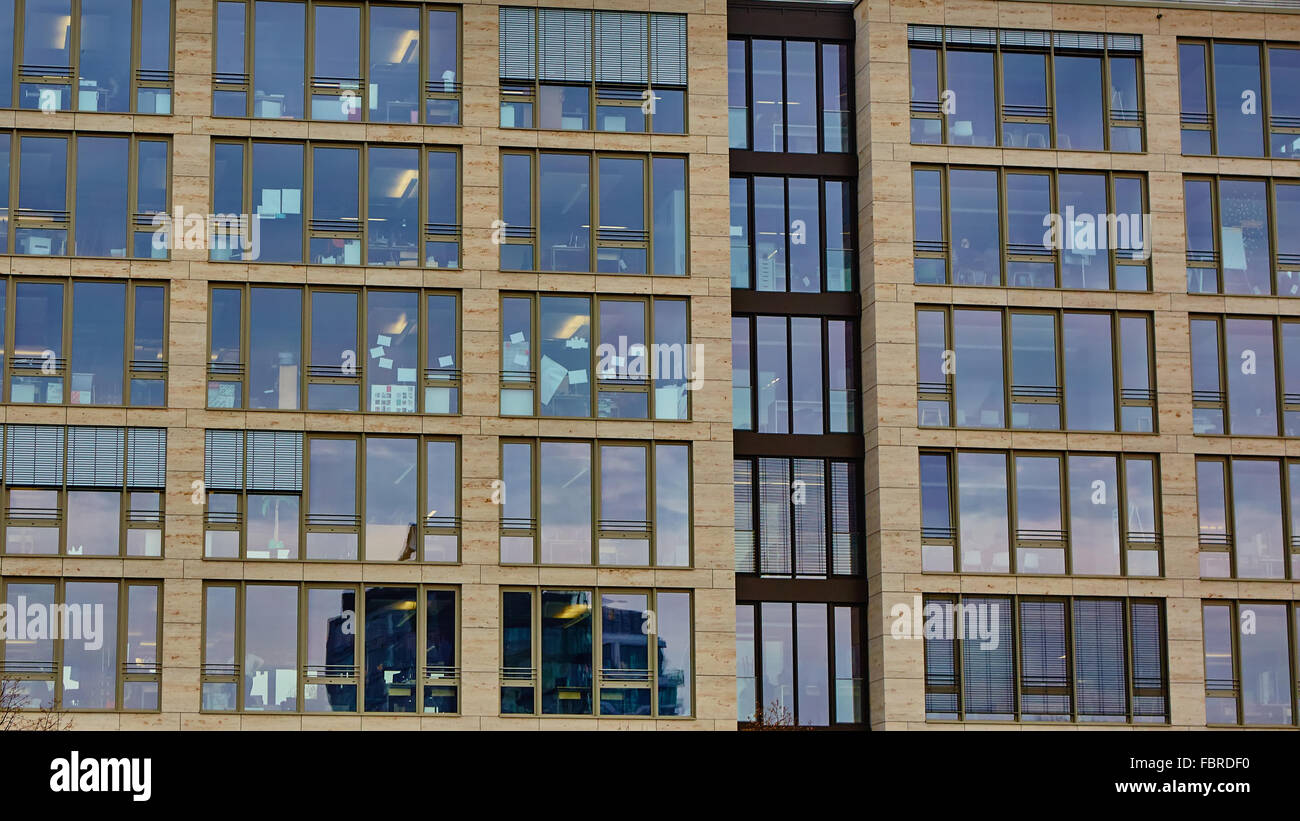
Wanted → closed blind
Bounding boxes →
[499,7,537,80]
[204,429,244,491]
[733,459,754,574]
[961,597,1014,718]
[245,431,303,492]
[793,458,825,577]
[126,428,168,488]
[757,457,790,575]
[650,14,687,86]
[595,11,647,85]
[1019,599,1070,718]
[539,8,591,83]
[1073,598,1128,719]
[66,426,126,487]
[923,596,959,716]
[6,425,65,486]
[830,460,857,575]
[1130,600,1167,719]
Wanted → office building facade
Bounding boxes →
[0,0,1298,731]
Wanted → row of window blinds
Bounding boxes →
[926,597,1166,719]
[2,426,166,487]
[204,430,303,492]
[499,7,688,86]
[907,24,1141,53]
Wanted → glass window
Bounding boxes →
[913,168,945,284]
[597,157,645,275]
[785,41,817,154]
[1063,313,1115,431]
[208,287,243,408]
[730,177,750,288]
[243,585,298,711]
[962,597,1013,720]
[307,290,359,411]
[1119,315,1153,432]
[753,177,786,291]
[1054,55,1104,151]
[538,296,590,416]
[369,5,419,124]
[1179,43,1211,155]
[796,602,829,726]
[1184,179,1217,293]
[790,317,822,435]
[425,292,457,414]
[364,587,417,713]
[788,178,819,292]
[1219,179,1271,296]
[423,440,457,562]
[755,316,788,434]
[953,310,1003,428]
[134,140,169,258]
[73,137,129,257]
[501,591,534,714]
[949,169,999,286]
[425,150,459,267]
[77,0,131,112]
[137,0,172,114]
[1197,459,1230,578]
[1057,173,1108,290]
[1015,455,1063,574]
[1225,318,1277,435]
[308,146,360,265]
[920,453,952,571]
[946,50,995,146]
[958,452,1009,573]
[11,281,63,404]
[248,288,301,410]
[500,442,533,564]
[1009,313,1058,429]
[599,444,647,567]
[540,590,592,715]
[364,438,418,561]
[1002,52,1050,149]
[302,587,356,712]
[367,146,418,267]
[16,136,68,255]
[1269,47,1300,158]
[1069,454,1121,575]
[822,43,850,152]
[825,180,853,291]
[1214,43,1264,157]
[540,442,590,565]
[0,0,12,109]
[1231,460,1285,579]
[365,289,418,414]
[1019,599,1069,720]
[909,47,940,144]
[751,40,783,152]
[70,281,125,405]
[20,0,72,111]
[425,9,459,125]
[61,582,117,708]
[652,157,687,277]
[654,444,689,568]
[424,589,457,712]
[254,1,305,119]
[1239,603,1291,724]
[214,1,247,116]
[539,154,590,273]
[307,438,356,560]
[251,142,303,262]
[732,316,751,430]
[728,40,748,149]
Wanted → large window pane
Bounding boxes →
[244,585,297,711]
[252,142,304,262]
[11,281,63,404]
[1054,55,1104,151]
[307,290,358,411]
[364,438,418,561]
[540,590,592,715]
[1213,43,1264,157]
[1057,174,1108,290]
[540,442,591,564]
[303,587,356,712]
[1064,313,1115,431]
[1240,603,1291,724]
[785,41,817,154]
[796,603,829,726]
[751,40,783,152]
[1232,460,1286,579]
[308,146,359,264]
[78,0,131,112]
[652,157,687,276]
[61,582,117,708]
[756,316,789,433]
[790,317,822,434]
[539,154,590,273]
[953,310,1004,428]
[70,281,125,405]
[946,50,995,146]
[1225,318,1277,435]
[538,296,590,416]
[1219,179,1271,296]
[958,452,1009,573]
[369,5,419,124]
[949,169,999,286]
[1069,455,1121,575]
[17,136,68,255]
[367,147,418,266]
[249,288,301,409]
[254,1,305,119]
[365,289,418,414]
[307,438,357,560]
[363,587,416,712]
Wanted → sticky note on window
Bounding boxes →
[397,367,417,382]
[568,369,588,385]
[509,332,525,344]
[377,335,392,346]
[370,346,385,358]
[438,355,454,367]
[379,358,393,369]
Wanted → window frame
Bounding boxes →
[912,164,1152,291]
[496,149,688,276]
[496,437,692,569]
[924,593,1168,724]
[210,0,461,124]
[496,586,694,719]
[907,26,1145,153]
[0,577,162,712]
[10,0,176,114]
[1194,454,1300,581]
[1201,600,1300,727]
[915,305,1156,433]
[204,282,460,414]
[919,448,1164,577]
[6,131,172,259]
[1190,313,1300,436]
[202,429,460,563]
[199,581,460,714]
[1178,38,1300,159]
[1183,175,1299,298]
[726,35,854,154]
[206,139,461,268]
